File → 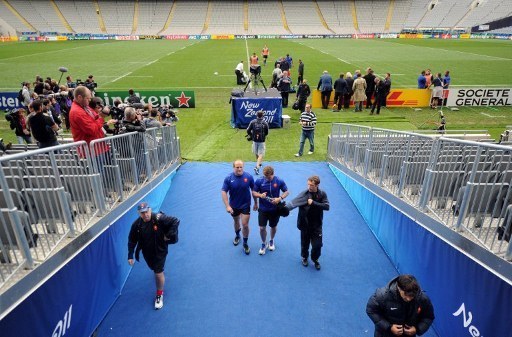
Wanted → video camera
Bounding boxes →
[76,77,97,91]
[4,108,19,129]
[157,105,178,123]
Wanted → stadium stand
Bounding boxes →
[54,0,103,34]
[160,1,207,35]
[247,1,289,35]
[1,0,511,35]
[316,1,356,34]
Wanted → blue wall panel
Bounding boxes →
[0,170,176,337]
[330,165,511,337]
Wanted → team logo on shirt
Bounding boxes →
[244,178,248,183]
[273,183,278,188]
[153,225,158,231]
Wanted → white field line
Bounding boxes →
[480,112,506,118]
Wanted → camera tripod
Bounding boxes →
[244,71,267,96]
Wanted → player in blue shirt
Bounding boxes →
[253,166,289,255]
[222,160,257,254]
[417,70,427,89]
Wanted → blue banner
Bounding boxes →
[0,92,22,110]
[0,171,177,337]
[231,97,282,128]
[330,165,512,337]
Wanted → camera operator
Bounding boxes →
[66,76,76,89]
[6,108,32,144]
[28,99,59,148]
[85,75,97,95]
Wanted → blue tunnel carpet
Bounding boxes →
[96,162,439,337]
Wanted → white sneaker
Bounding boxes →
[294,153,301,157]
[154,294,163,310]
[268,240,275,251]
[308,151,314,155]
[259,243,267,255]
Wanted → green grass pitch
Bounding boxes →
[0,38,511,162]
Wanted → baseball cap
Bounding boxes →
[137,202,150,212]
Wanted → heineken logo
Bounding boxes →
[96,90,195,108]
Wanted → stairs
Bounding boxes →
[157,0,176,35]
[51,0,74,33]
[313,0,335,34]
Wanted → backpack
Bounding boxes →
[251,119,266,142]
[17,89,24,104]
[156,212,179,244]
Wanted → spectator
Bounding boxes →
[295,79,311,113]
[33,78,44,95]
[366,274,435,337]
[295,103,317,157]
[370,77,386,115]
[344,72,354,109]
[442,70,451,106]
[127,202,180,310]
[364,68,376,109]
[382,73,391,107]
[285,53,293,69]
[246,110,269,175]
[430,72,444,109]
[277,70,292,108]
[333,73,348,112]
[297,59,304,85]
[271,63,282,89]
[280,56,290,73]
[425,69,433,88]
[253,166,289,255]
[352,71,367,112]
[317,70,333,109]
[417,71,427,89]
[28,99,59,148]
[221,160,257,255]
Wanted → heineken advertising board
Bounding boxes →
[95,90,195,108]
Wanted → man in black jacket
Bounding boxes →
[128,202,180,310]
[366,274,435,337]
[293,175,329,270]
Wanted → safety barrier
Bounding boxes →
[328,123,512,260]
[0,125,180,289]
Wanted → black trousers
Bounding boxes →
[300,229,322,261]
[343,93,352,108]
[333,92,343,109]
[365,90,374,108]
[235,70,243,85]
[321,90,332,109]
[281,92,289,108]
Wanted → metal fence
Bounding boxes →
[0,126,180,288]
[328,123,512,261]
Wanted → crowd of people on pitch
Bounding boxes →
[418,69,451,109]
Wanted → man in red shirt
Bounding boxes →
[69,86,114,157]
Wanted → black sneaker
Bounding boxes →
[233,236,240,246]
[314,260,321,270]
[243,243,250,255]
[301,257,308,267]
[254,167,259,175]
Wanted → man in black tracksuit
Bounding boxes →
[366,274,435,337]
[128,202,180,310]
[294,175,329,270]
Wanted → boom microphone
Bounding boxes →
[57,66,68,85]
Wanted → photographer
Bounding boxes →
[6,108,32,144]
[89,97,118,135]
[122,107,146,133]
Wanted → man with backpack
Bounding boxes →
[128,202,180,310]
[246,110,269,175]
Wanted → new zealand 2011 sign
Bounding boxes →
[96,90,195,108]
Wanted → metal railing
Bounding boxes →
[0,125,180,288]
[328,123,512,261]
